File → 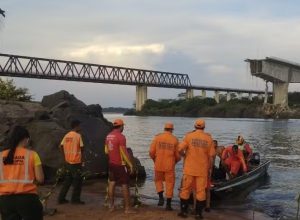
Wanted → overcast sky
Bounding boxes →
[1,0,300,107]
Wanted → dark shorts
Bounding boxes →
[109,164,130,185]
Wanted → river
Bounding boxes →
[104,114,300,219]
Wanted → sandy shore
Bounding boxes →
[41,180,271,220]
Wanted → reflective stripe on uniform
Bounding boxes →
[64,151,81,155]
[0,179,33,183]
[0,152,4,180]
[0,149,34,184]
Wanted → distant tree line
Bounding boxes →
[125,92,300,117]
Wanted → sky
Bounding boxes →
[0,0,300,107]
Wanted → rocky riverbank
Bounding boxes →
[0,90,146,181]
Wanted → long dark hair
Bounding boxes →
[3,126,30,165]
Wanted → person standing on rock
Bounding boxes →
[0,126,44,220]
[105,119,136,214]
[149,122,181,211]
[178,119,215,219]
[58,120,85,205]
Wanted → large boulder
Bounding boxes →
[0,91,146,182]
[41,91,113,178]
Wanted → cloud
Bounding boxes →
[2,0,300,107]
[69,43,165,58]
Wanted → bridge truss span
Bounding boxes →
[0,53,192,88]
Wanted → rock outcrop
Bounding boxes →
[0,91,146,181]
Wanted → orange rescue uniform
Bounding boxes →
[149,131,180,198]
[222,145,247,175]
[179,130,215,201]
[61,131,84,164]
[0,147,41,195]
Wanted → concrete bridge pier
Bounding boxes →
[201,90,206,98]
[248,93,253,101]
[186,89,194,99]
[226,92,231,102]
[273,82,289,106]
[136,85,148,111]
[258,94,263,100]
[264,94,268,104]
[214,91,220,103]
[237,92,243,100]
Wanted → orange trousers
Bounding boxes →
[154,171,175,198]
[180,174,207,201]
[224,158,241,175]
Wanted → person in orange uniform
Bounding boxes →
[0,126,44,220]
[105,119,136,214]
[58,120,85,204]
[178,119,215,219]
[222,145,247,179]
[236,135,253,163]
[149,122,181,211]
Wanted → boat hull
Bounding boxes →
[211,160,270,199]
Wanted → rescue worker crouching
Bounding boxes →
[105,119,136,214]
[0,126,44,220]
[58,120,85,205]
[222,145,247,179]
[178,119,215,220]
[149,122,180,211]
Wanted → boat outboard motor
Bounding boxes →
[249,153,260,165]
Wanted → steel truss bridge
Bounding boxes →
[0,53,267,93]
[0,53,268,110]
[0,53,191,89]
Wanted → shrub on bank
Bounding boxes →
[0,78,31,101]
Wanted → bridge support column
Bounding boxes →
[214,91,220,103]
[201,90,206,98]
[136,85,148,111]
[186,89,194,99]
[264,94,268,104]
[248,93,253,101]
[226,92,231,102]
[273,82,289,107]
[258,94,263,100]
[237,92,242,100]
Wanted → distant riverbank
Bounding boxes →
[125,96,300,119]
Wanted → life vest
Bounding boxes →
[0,148,37,195]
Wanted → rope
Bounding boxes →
[39,166,67,216]
[133,164,142,207]
[39,167,66,204]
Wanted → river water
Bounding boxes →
[105,114,300,219]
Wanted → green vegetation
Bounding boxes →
[289,92,300,107]
[0,78,31,101]
[125,97,264,118]
[125,93,300,118]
